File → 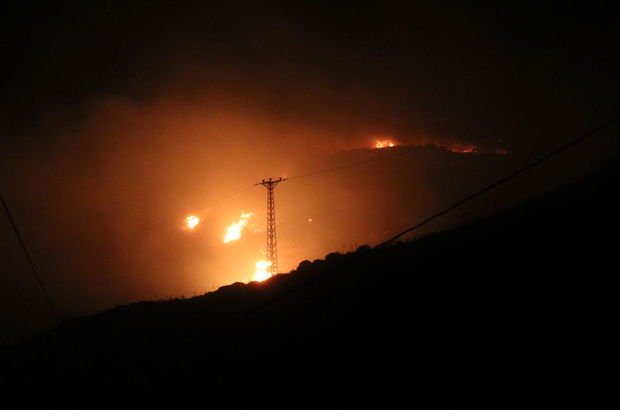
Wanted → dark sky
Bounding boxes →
[3,1,618,149]
[1,1,619,342]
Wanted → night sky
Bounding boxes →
[1,1,619,342]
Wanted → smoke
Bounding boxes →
[3,1,618,343]
[4,68,617,348]
[0,92,352,327]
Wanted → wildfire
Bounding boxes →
[448,144,479,154]
[224,212,253,243]
[375,139,397,149]
[185,214,200,229]
[253,260,272,282]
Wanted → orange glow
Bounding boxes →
[448,144,478,154]
[224,212,253,243]
[253,260,272,282]
[185,214,200,229]
[375,139,397,149]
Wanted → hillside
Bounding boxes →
[1,156,617,391]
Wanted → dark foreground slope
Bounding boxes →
[1,158,617,391]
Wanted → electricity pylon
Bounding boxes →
[255,177,287,276]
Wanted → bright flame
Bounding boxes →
[375,139,397,149]
[224,212,253,243]
[253,260,272,282]
[186,215,200,229]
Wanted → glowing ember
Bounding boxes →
[253,260,272,282]
[448,144,478,154]
[375,139,397,149]
[224,212,253,243]
[186,215,200,229]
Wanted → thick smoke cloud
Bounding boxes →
[1,1,618,342]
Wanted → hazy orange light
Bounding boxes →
[186,214,200,229]
[448,144,478,154]
[253,260,272,282]
[224,212,253,243]
[375,139,397,149]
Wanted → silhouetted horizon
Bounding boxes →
[1,2,618,393]
[2,153,617,392]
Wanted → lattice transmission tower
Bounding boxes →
[255,177,287,276]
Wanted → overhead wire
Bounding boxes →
[287,146,414,181]
[376,113,620,247]
[123,184,255,237]
[0,192,59,325]
[5,112,619,325]
[0,183,255,327]
[233,112,620,322]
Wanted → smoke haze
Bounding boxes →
[1,1,618,342]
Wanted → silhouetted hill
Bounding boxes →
[1,156,617,392]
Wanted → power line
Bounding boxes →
[6,144,463,243]
[123,184,255,237]
[234,112,620,322]
[376,113,620,248]
[288,161,378,180]
[0,192,59,325]
[104,146,435,238]
[129,153,405,237]
[6,111,618,328]
[287,147,410,181]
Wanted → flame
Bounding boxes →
[224,212,253,243]
[375,139,397,149]
[185,214,200,229]
[370,137,505,155]
[253,260,272,282]
[448,144,478,154]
